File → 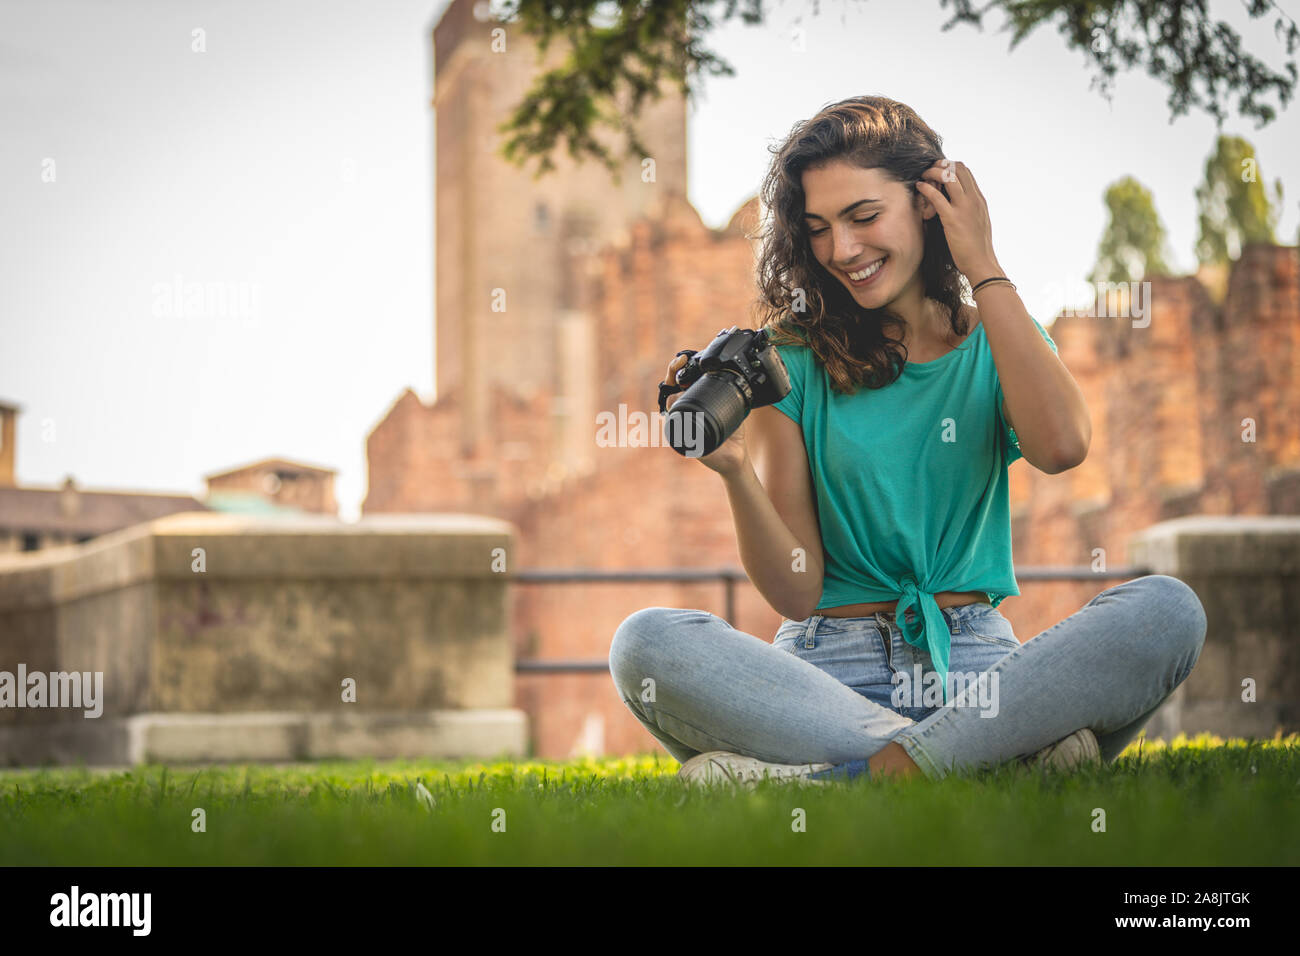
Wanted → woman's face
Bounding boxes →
[801,159,934,309]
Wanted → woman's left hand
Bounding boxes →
[915,160,1001,283]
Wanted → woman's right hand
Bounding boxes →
[662,352,750,477]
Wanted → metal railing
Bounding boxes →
[510,564,1153,674]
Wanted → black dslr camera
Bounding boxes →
[659,326,791,458]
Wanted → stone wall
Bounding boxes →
[1130,516,1300,739]
[0,511,527,766]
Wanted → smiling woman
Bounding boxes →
[751,99,1049,655]
[758,103,974,392]
[610,94,1203,791]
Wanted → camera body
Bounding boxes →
[663,326,791,458]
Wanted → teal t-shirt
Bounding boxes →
[770,314,1060,704]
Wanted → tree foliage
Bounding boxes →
[483,0,1299,180]
[1194,134,1284,265]
[1089,176,1173,283]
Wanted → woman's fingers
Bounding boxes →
[662,353,692,412]
[921,159,965,198]
[916,177,951,217]
[663,352,691,383]
[938,159,965,197]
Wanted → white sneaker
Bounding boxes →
[1027,728,1102,772]
[678,751,835,788]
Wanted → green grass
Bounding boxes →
[2,732,1297,865]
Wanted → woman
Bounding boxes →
[608,95,1206,785]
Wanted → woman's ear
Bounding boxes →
[913,183,938,220]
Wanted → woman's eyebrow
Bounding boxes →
[803,198,883,221]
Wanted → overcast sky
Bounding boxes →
[2,0,1296,520]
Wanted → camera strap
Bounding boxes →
[658,381,684,414]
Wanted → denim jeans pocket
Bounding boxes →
[959,607,1020,647]
[772,618,805,650]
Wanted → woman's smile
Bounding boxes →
[844,254,888,287]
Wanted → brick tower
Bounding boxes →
[423,0,689,510]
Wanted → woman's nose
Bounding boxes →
[831,225,861,266]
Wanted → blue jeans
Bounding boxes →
[607,575,1206,780]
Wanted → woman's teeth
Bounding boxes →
[848,257,886,281]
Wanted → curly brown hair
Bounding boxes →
[754,95,972,394]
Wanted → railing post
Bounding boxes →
[724,573,736,627]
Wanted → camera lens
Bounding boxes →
[664,371,749,457]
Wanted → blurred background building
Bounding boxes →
[0,400,338,555]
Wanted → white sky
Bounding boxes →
[2,0,1296,520]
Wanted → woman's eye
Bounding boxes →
[808,215,878,237]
